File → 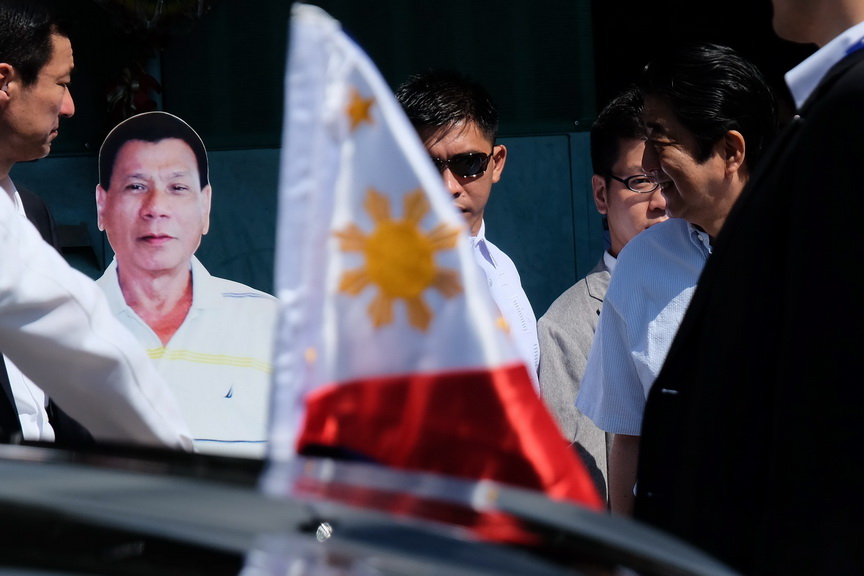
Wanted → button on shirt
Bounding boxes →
[576,218,712,435]
[470,220,540,387]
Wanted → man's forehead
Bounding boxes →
[116,138,195,157]
[419,120,491,149]
[111,139,200,180]
[642,97,677,137]
[45,33,74,73]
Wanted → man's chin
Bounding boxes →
[20,146,52,163]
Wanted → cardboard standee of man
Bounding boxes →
[95,111,279,459]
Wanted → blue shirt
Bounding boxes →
[576,218,711,435]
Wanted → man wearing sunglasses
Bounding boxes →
[396,69,540,383]
[575,44,778,515]
[537,86,667,503]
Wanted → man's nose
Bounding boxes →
[141,190,169,218]
[648,185,668,211]
[60,88,75,118]
[442,168,463,196]
[641,141,660,172]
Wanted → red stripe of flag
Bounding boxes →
[296,362,603,510]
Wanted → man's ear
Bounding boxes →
[724,129,746,175]
[0,63,13,102]
[95,185,106,232]
[490,144,507,184]
[201,184,212,235]
[592,174,609,214]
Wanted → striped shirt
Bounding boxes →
[98,256,279,457]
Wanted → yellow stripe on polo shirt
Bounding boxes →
[146,348,272,373]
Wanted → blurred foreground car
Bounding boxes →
[0,443,739,576]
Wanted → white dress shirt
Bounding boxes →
[470,220,540,387]
[1,179,55,441]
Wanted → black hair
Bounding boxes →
[590,85,644,177]
[639,43,778,171]
[395,69,499,143]
[99,111,209,189]
[0,0,70,87]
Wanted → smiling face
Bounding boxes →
[96,138,211,279]
[419,121,505,237]
[642,95,731,230]
[593,138,668,256]
[0,33,75,174]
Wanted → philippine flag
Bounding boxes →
[265,3,601,512]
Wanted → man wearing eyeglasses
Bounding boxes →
[537,86,667,503]
[396,69,540,383]
[575,44,778,515]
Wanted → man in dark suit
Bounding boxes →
[0,187,93,446]
[635,0,864,573]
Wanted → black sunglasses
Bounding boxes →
[430,151,493,178]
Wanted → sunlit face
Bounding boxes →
[419,121,506,237]
[96,138,211,279]
[0,33,75,171]
[642,95,728,229]
[593,138,668,256]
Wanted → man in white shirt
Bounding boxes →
[576,44,778,515]
[395,70,539,383]
[0,0,191,449]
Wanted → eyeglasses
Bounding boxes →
[609,173,660,194]
[430,151,493,178]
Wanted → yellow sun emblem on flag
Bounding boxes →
[334,188,463,331]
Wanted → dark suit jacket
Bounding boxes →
[0,187,93,447]
[634,48,864,574]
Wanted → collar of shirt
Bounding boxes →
[687,222,713,256]
[786,19,864,110]
[0,176,23,216]
[189,255,219,310]
[105,255,204,320]
[12,190,24,218]
[604,249,617,275]
[470,219,497,268]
